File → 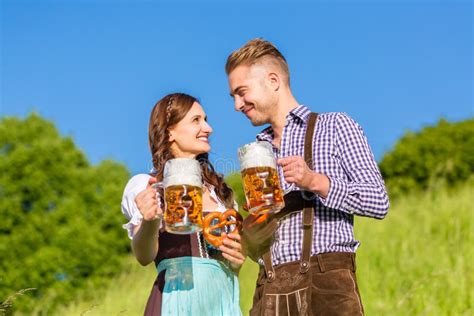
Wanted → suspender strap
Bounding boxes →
[262,251,275,282]
[300,112,317,273]
[262,112,319,278]
[304,113,317,168]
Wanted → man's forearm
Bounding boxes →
[314,174,389,219]
[242,232,271,262]
[241,215,278,262]
[307,172,330,199]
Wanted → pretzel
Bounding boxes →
[202,209,243,247]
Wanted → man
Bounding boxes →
[226,38,389,315]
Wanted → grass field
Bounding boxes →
[355,181,473,315]
[53,181,473,315]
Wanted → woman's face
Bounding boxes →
[169,102,213,158]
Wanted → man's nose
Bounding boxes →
[234,96,244,112]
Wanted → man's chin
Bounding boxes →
[249,119,267,126]
[250,120,265,127]
[248,116,266,126]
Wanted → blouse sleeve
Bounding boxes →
[121,174,152,239]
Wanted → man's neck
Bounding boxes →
[269,94,299,148]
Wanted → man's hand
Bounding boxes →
[278,156,329,198]
[241,212,278,261]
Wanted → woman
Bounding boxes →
[121,93,244,315]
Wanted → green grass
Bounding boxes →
[355,181,473,315]
[237,258,259,315]
[52,256,259,316]
[55,181,472,315]
[52,258,156,316]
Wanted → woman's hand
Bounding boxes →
[219,232,246,272]
[134,177,163,222]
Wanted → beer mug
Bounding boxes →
[238,141,285,214]
[161,158,203,234]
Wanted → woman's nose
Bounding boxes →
[202,121,213,134]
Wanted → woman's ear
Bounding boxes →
[168,130,174,142]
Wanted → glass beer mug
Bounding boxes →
[238,141,285,214]
[161,158,203,234]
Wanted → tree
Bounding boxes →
[0,113,130,314]
[379,118,474,198]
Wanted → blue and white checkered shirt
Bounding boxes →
[256,105,389,266]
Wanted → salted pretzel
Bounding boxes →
[202,209,243,247]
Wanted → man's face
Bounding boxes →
[228,64,277,126]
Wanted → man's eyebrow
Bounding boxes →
[230,86,244,97]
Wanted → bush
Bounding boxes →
[0,113,131,314]
[225,172,246,213]
[379,118,474,198]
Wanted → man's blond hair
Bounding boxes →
[225,38,290,84]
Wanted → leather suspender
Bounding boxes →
[300,112,317,273]
[262,112,318,280]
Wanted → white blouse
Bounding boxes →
[121,173,236,239]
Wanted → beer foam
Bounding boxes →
[164,175,201,187]
[240,154,276,170]
[239,142,277,170]
[163,158,202,187]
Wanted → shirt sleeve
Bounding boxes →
[121,174,152,239]
[319,113,390,219]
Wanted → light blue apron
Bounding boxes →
[157,256,242,316]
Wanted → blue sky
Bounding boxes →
[1,0,472,176]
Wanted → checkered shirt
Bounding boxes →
[256,105,389,266]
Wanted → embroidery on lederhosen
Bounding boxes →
[264,288,309,316]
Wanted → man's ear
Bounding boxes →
[267,72,281,91]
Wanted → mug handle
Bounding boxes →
[151,182,164,209]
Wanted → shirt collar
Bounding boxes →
[290,104,311,123]
[256,105,311,141]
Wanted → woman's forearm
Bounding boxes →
[132,219,160,265]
